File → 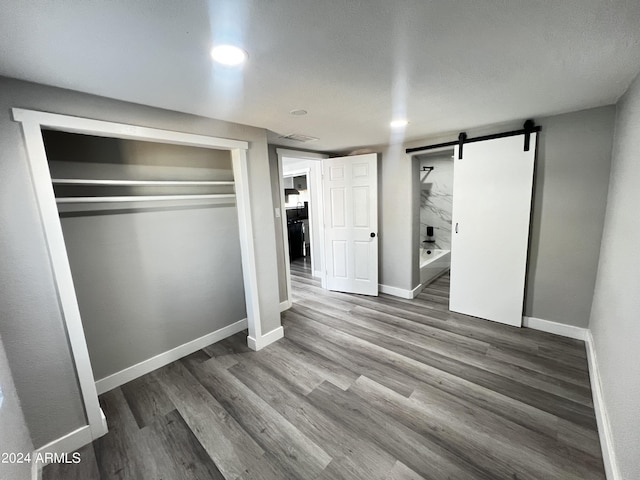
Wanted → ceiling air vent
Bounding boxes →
[278,133,319,143]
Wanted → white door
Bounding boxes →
[323,153,378,295]
[449,134,536,327]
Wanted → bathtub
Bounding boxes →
[420,248,451,286]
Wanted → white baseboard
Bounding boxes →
[31,424,92,477]
[522,316,588,340]
[30,408,107,479]
[313,270,322,279]
[95,318,248,394]
[523,319,620,478]
[280,299,292,312]
[379,284,414,299]
[247,326,284,351]
[585,331,621,480]
[410,283,425,298]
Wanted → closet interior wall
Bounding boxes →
[43,130,246,384]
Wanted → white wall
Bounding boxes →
[589,71,640,480]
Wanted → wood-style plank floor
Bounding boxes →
[44,258,605,479]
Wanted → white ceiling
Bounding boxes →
[1,0,639,151]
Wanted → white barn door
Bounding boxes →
[323,153,378,295]
[450,134,536,327]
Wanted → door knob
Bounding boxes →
[370,232,376,238]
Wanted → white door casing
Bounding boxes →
[323,153,378,296]
[449,134,537,327]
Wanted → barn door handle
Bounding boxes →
[455,222,459,234]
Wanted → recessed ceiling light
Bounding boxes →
[289,109,308,116]
[210,45,247,66]
[390,119,409,128]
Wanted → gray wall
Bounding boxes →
[380,106,615,328]
[267,144,288,303]
[44,132,245,381]
[525,107,615,327]
[589,72,640,480]
[0,335,33,480]
[268,107,614,329]
[0,76,281,447]
[380,142,416,290]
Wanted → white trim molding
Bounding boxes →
[276,147,327,160]
[247,326,284,351]
[276,153,293,311]
[410,283,425,298]
[12,108,248,150]
[522,316,588,340]
[379,284,414,299]
[585,331,621,480]
[231,148,263,350]
[95,319,248,394]
[280,300,292,312]
[30,420,97,478]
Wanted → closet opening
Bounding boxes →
[43,130,246,395]
[13,108,260,446]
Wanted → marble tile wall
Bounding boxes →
[419,153,454,250]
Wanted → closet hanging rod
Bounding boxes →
[52,179,235,186]
[56,194,236,204]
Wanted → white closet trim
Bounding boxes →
[13,108,248,150]
[12,108,260,453]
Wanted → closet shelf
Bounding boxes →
[51,179,235,186]
[56,194,236,204]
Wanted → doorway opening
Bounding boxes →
[413,148,454,296]
[276,149,328,308]
[284,171,313,271]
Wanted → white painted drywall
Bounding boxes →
[589,71,640,480]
